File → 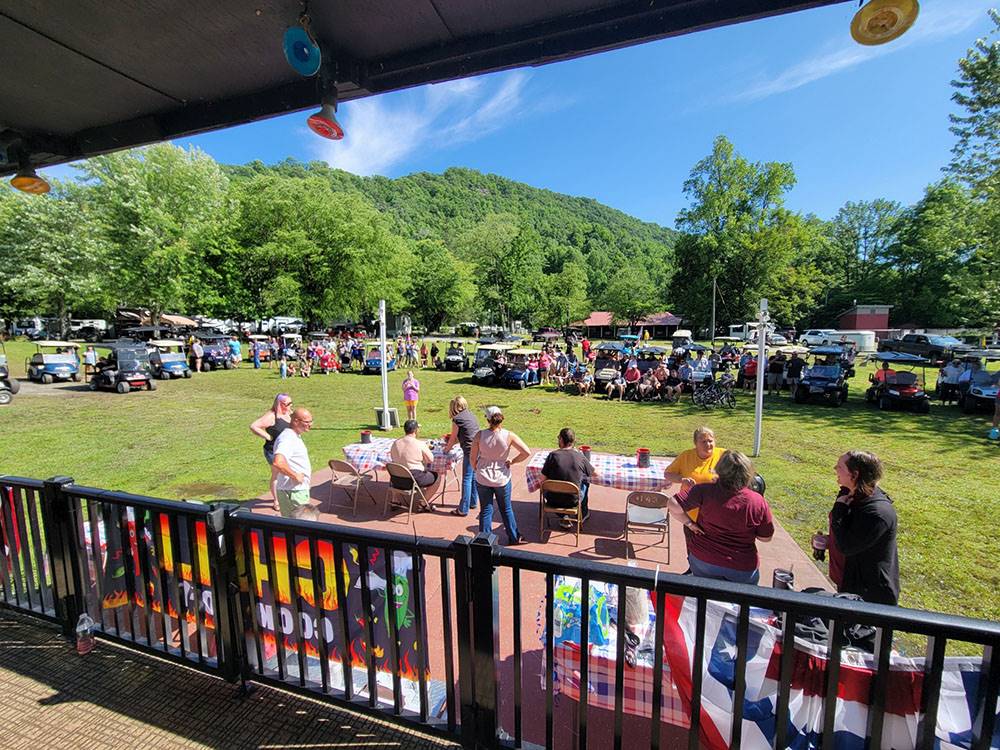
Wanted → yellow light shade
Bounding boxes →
[10,169,50,194]
[851,0,920,46]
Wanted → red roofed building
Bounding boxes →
[575,311,682,340]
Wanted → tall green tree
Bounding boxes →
[605,267,658,326]
[0,188,111,335]
[454,214,543,328]
[828,199,903,285]
[948,9,1000,193]
[539,260,592,327]
[77,144,229,325]
[406,240,476,331]
[671,135,797,331]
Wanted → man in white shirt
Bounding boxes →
[272,408,314,517]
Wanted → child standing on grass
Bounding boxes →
[279,353,288,379]
[402,370,420,421]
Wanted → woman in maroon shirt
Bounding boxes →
[667,450,774,584]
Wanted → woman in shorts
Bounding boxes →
[249,394,293,512]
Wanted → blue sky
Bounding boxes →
[46,0,995,227]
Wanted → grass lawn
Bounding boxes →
[1,338,998,625]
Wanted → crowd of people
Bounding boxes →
[248,383,900,612]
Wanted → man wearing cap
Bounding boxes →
[390,419,440,502]
[272,408,314,518]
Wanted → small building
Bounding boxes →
[838,304,891,332]
[575,311,681,341]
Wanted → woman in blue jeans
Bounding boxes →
[445,396,481,516]
[469,406,530,544]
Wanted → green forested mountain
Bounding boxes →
[228,160,677,252]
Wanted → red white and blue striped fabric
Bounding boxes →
[661,596,1000,750]
[525,450,673,493]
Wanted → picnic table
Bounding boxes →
[342,437,464,502]
[525,449,674,494]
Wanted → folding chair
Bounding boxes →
[383,462,431,524]
[326,459,376,517]
[623,491,671,562]
[538,479,583,546]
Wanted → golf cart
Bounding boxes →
[25,341,81,384]
[865,352,930,413]
[958,351,1000,414]
[363,343,396,374]
[148,340,192,379]
[0,342,20,405]
[280,332,303,359]
[592,342,626,392]
[793,346,849,406]
[443,342,471,371]
[471,343,515,385]
[672,329,694,350]
[90,344,157,393]
[636,346,668,373]
[714,337,742,371]
[195,332,235,371]
[247,334,272,362]
[499,348,540,389]
[685,344,715,386]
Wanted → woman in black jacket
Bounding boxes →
[830,451,900,605]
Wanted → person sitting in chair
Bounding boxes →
[541,428,596,528]
[389,419,440,508]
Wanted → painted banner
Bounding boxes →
[236,529,434,712]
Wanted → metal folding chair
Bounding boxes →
[623,491,671,562]
[538,479,583,546]
[383,462,431,524]
[326,459,376,517]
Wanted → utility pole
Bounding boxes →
[753,298,769,457]
[710,275,717,347]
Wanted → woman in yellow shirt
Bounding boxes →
[663,426,724,490]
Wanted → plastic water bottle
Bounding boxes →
[75,613,96,655]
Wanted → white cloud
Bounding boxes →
[316,71,534,176]
[729,0,990,103]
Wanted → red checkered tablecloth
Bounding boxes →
[525,450,673,493]
[552,641,689,726]
[342,437,463,475]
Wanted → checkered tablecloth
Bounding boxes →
[553,641,689,726]
[342,437,463,475]
[525,450,673,493]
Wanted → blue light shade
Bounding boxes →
[282,26,321,77]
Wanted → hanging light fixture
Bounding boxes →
[307,62,344,140]
[851,0,920,46]
[5,139,50,194]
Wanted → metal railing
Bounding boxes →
[1,475,998,750]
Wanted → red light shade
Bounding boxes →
[10,167,50,194]
[307,102,344,140]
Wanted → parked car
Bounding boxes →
[471,343,515,385]
[766,332,788,346]
[499,349,540,389]
[148,340,192,379]
[25,341,81,384]
[878,333,971,365]
[792,347,849,406]
[865,352,930,413]
[798,329,839,346]
[90,344,157,394]
[0,342,20,405]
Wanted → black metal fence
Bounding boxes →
[1,475,998,750]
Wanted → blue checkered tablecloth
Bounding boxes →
[342,437,463,475]
[525,450,673,493]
